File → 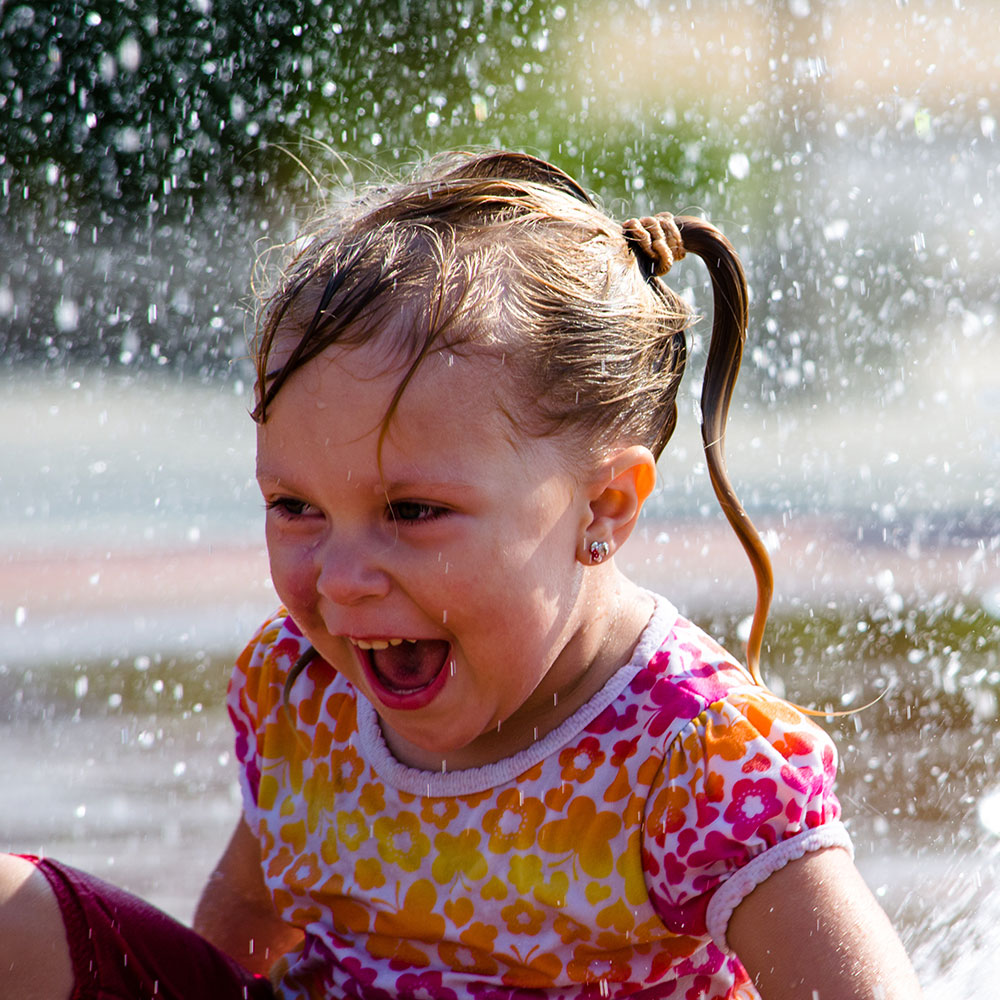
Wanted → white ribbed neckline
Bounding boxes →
[356,593,677,796]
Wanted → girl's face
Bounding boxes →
[256,338,609,771]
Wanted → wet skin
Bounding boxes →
[256,342,653,772]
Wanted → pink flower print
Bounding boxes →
[644,681,703,738]
[397,970,460,1000]
[676,828,698,858]
[590,699,640,734]
[723,777,783,842]
[338,954,394,1000]
[686,830,749,873]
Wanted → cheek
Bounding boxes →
[265,530,317,611]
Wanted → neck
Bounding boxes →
[383,572,655,772]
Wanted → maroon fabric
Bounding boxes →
[23,856,277,1000]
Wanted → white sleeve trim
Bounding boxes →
[705,821,855,951]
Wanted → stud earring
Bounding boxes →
[589,540,610,564]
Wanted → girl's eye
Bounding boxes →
[265,497,316,519]
[388,501,447,524]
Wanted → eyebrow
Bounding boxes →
[379,478,479,498]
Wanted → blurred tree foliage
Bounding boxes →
[0,0,736,372]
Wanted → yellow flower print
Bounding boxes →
[558,737,606,782]
[536,797,622,878]
[421,797,460,829]
[258,773,280,812]
[354,857,385,891]
[336,809,369,852]
[481,876,508,901]
[616,830,647,906]
[431,829,488,885]
[596,898,635,934]
[373,812,431,872]
[501,898,547,936]
[261,717,307,789]
[482,788,545,853]
[320,826,339,865]
[508,855,569,908]
[303,762,336,832]
[279,819,307,854]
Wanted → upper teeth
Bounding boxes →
[352,638,413,650]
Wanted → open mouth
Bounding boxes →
[351,637,452,709]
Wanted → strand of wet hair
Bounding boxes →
[624,213,773,684]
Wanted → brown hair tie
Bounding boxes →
[622,213,687,276]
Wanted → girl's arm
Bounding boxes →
[193,817,304,976]
[727,847,923,999]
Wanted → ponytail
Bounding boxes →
[625,214,772,683]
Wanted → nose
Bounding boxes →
[313,531,392,607]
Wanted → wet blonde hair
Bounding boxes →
[252,150,772,681]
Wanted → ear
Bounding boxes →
[578,445,657,565]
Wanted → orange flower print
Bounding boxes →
[482,788,545,853]
[439,937,499,977]
[358,781,386,816]
[567,943,633,984]
[373,812,431,872]
[372,879,445,949]
[354,857,385,891]
[706,714,760,762]
[285,854,324,893]
[559,736,606,782]
[331,745,365,792]
[501,897,547,936]
[499,949,563,988]
[553,912,592,945]
[422,797,460,829]
[646,784,690,837]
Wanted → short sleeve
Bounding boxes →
[226,610,306,812]
[643,688,853,951]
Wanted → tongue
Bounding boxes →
[371,640,450,692]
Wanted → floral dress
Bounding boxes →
[228,595,852,1000]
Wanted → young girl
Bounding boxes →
[0,151,921,999]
